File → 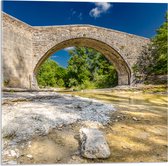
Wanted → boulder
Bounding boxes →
[80,128,111,159]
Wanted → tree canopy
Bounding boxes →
[66,47,118,89]
[151,12,168,75]
[36,59,67,88]
[133,11,167,83]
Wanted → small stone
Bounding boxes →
[26,154,33,159]
[71,156,77,160]
[57,157,61,161]
[73,150,80,155]
[80,128,111,159]
[10,150,17,157]
[133,117,138,121]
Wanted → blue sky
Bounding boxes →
[2,1,167,68]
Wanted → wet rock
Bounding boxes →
[80,128,111,159]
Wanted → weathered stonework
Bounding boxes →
[2,12,150,89]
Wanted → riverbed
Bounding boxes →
[2,90,167,164]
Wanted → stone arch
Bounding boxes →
[3,12,150,89]
[33,37,131,88]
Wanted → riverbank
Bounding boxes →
[2,84,167,94]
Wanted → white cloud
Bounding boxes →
[89,2,112,18]
[64,47,75,51]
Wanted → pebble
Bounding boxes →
[133,117,138,121]
[71,156,78,160]
[10,150,17,157]
[26,154,33,159]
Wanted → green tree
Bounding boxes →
[151,11,168,74]
[66,47,91,88]
[133,12,168,83]
[37,59,66,88]
[66,47,118,89]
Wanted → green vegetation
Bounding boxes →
[151,12,167,75]
[37,47,118,90]
[37,59,67,88]
[133,12,167,83]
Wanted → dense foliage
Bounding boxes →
[37,59,67,88]
[133,12,167,83]
[37,47,118,89]
[66,47,118,89]
[151,12,167,75]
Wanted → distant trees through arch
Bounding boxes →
[36,46,118,90]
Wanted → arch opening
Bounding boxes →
[33,38,131,89]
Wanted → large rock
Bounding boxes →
[80,128,111,159]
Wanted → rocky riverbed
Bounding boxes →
[2,92,115,164]
[2,90,167,164]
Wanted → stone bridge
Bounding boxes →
[2,12,150,89]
